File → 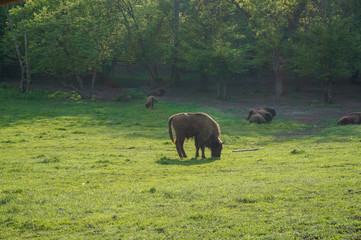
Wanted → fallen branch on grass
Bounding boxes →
[233,148,265,152]
[290,184,324,196]
[290,185,361,196]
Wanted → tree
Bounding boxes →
[3,3,31,92]
[180,0,250,98]
[111,0,171,88]
[25,0,116,99]
[292,1,360,103]
[229,0,307,100]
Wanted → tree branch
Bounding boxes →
[232,148,265,152]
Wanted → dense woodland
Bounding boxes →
[1,0,361,102]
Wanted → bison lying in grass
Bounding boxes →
[337,112,361,125]
[168,112,225,159]
[246,107,276,124]
[248,112,266,124]
[145,96,157,109]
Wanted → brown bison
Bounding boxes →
[246,108,273,123]
[259,107,276,117]
[168,112,225,159]
[248,112,266,124]
[337,112,361,125]
[147,88,166,97]
[145,96,157,109]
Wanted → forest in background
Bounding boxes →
[1,0,361,102]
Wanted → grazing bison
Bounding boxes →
[145,96,157,109]
[147,88,166,97]
[337,112,361,125]
[168,112,225,159]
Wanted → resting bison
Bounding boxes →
[145,96,157,109]
[246,108,273,123]
[337,112,361,125]
[147,88,166,97]
[248,112,266,124]
[259,107,276,117]
[168,112,225,159]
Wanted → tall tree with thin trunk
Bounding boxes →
[3,4,31,93]
[180,0,250,98]
[25,0,116,99]
[229,0,305,101]
[291,0,360,103]
[170,0,180,87]
[112,0,169,88]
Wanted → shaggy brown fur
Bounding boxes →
[145,96,157,109]
[337,112,361,125]
[248,112,266,124]
[168,112,224,159]
[246,108,272,123]
[147,88,166,97]
[256,109,273,123]
[259,107,276,117]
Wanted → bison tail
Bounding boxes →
[168,115,175,143]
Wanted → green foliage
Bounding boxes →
[129,89,146,100]
[292,15,357,82]
[1,88,361,239]
[179,0,251,79]
[1,0,361,101]
[47,90,81,100]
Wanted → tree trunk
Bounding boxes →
[24,29,31,92]
[323,79,333,103]
[272,47,284,101]
[294,73,301,92]
[170,0,180,87]
[145,64,159,88]
[89,70,96,98]
[222,82,229,100]
[171,64,180,87]
[216,78,228,100]
[199,71,207,91]
[5,6,26,93]
[217,81,222,99]
[21,5,31,93]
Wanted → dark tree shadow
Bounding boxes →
[156,156,219,166]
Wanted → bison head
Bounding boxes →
[246,108,257,120]
[210,140,226,157]
[337,116,351,125]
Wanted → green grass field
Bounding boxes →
[1,87,361,239]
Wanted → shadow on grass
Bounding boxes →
[156,156,219,166]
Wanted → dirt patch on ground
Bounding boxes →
[159,82,361,124]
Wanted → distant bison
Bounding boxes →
[337,112,361,125]
[168,112,225,159]
[246,107,275,123]
[147,88,166,97]
[259,107,276,117]
[248,112,267,124]
[145,96,157,109]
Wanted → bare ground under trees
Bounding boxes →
[2,76,361,124]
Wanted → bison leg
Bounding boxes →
[180,139,187,158]
[195,137,200,158]
[175,137,187,158]
[200,144,206,159]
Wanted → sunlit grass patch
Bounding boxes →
[0,88,361,239]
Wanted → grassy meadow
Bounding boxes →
[1,87,361,239]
